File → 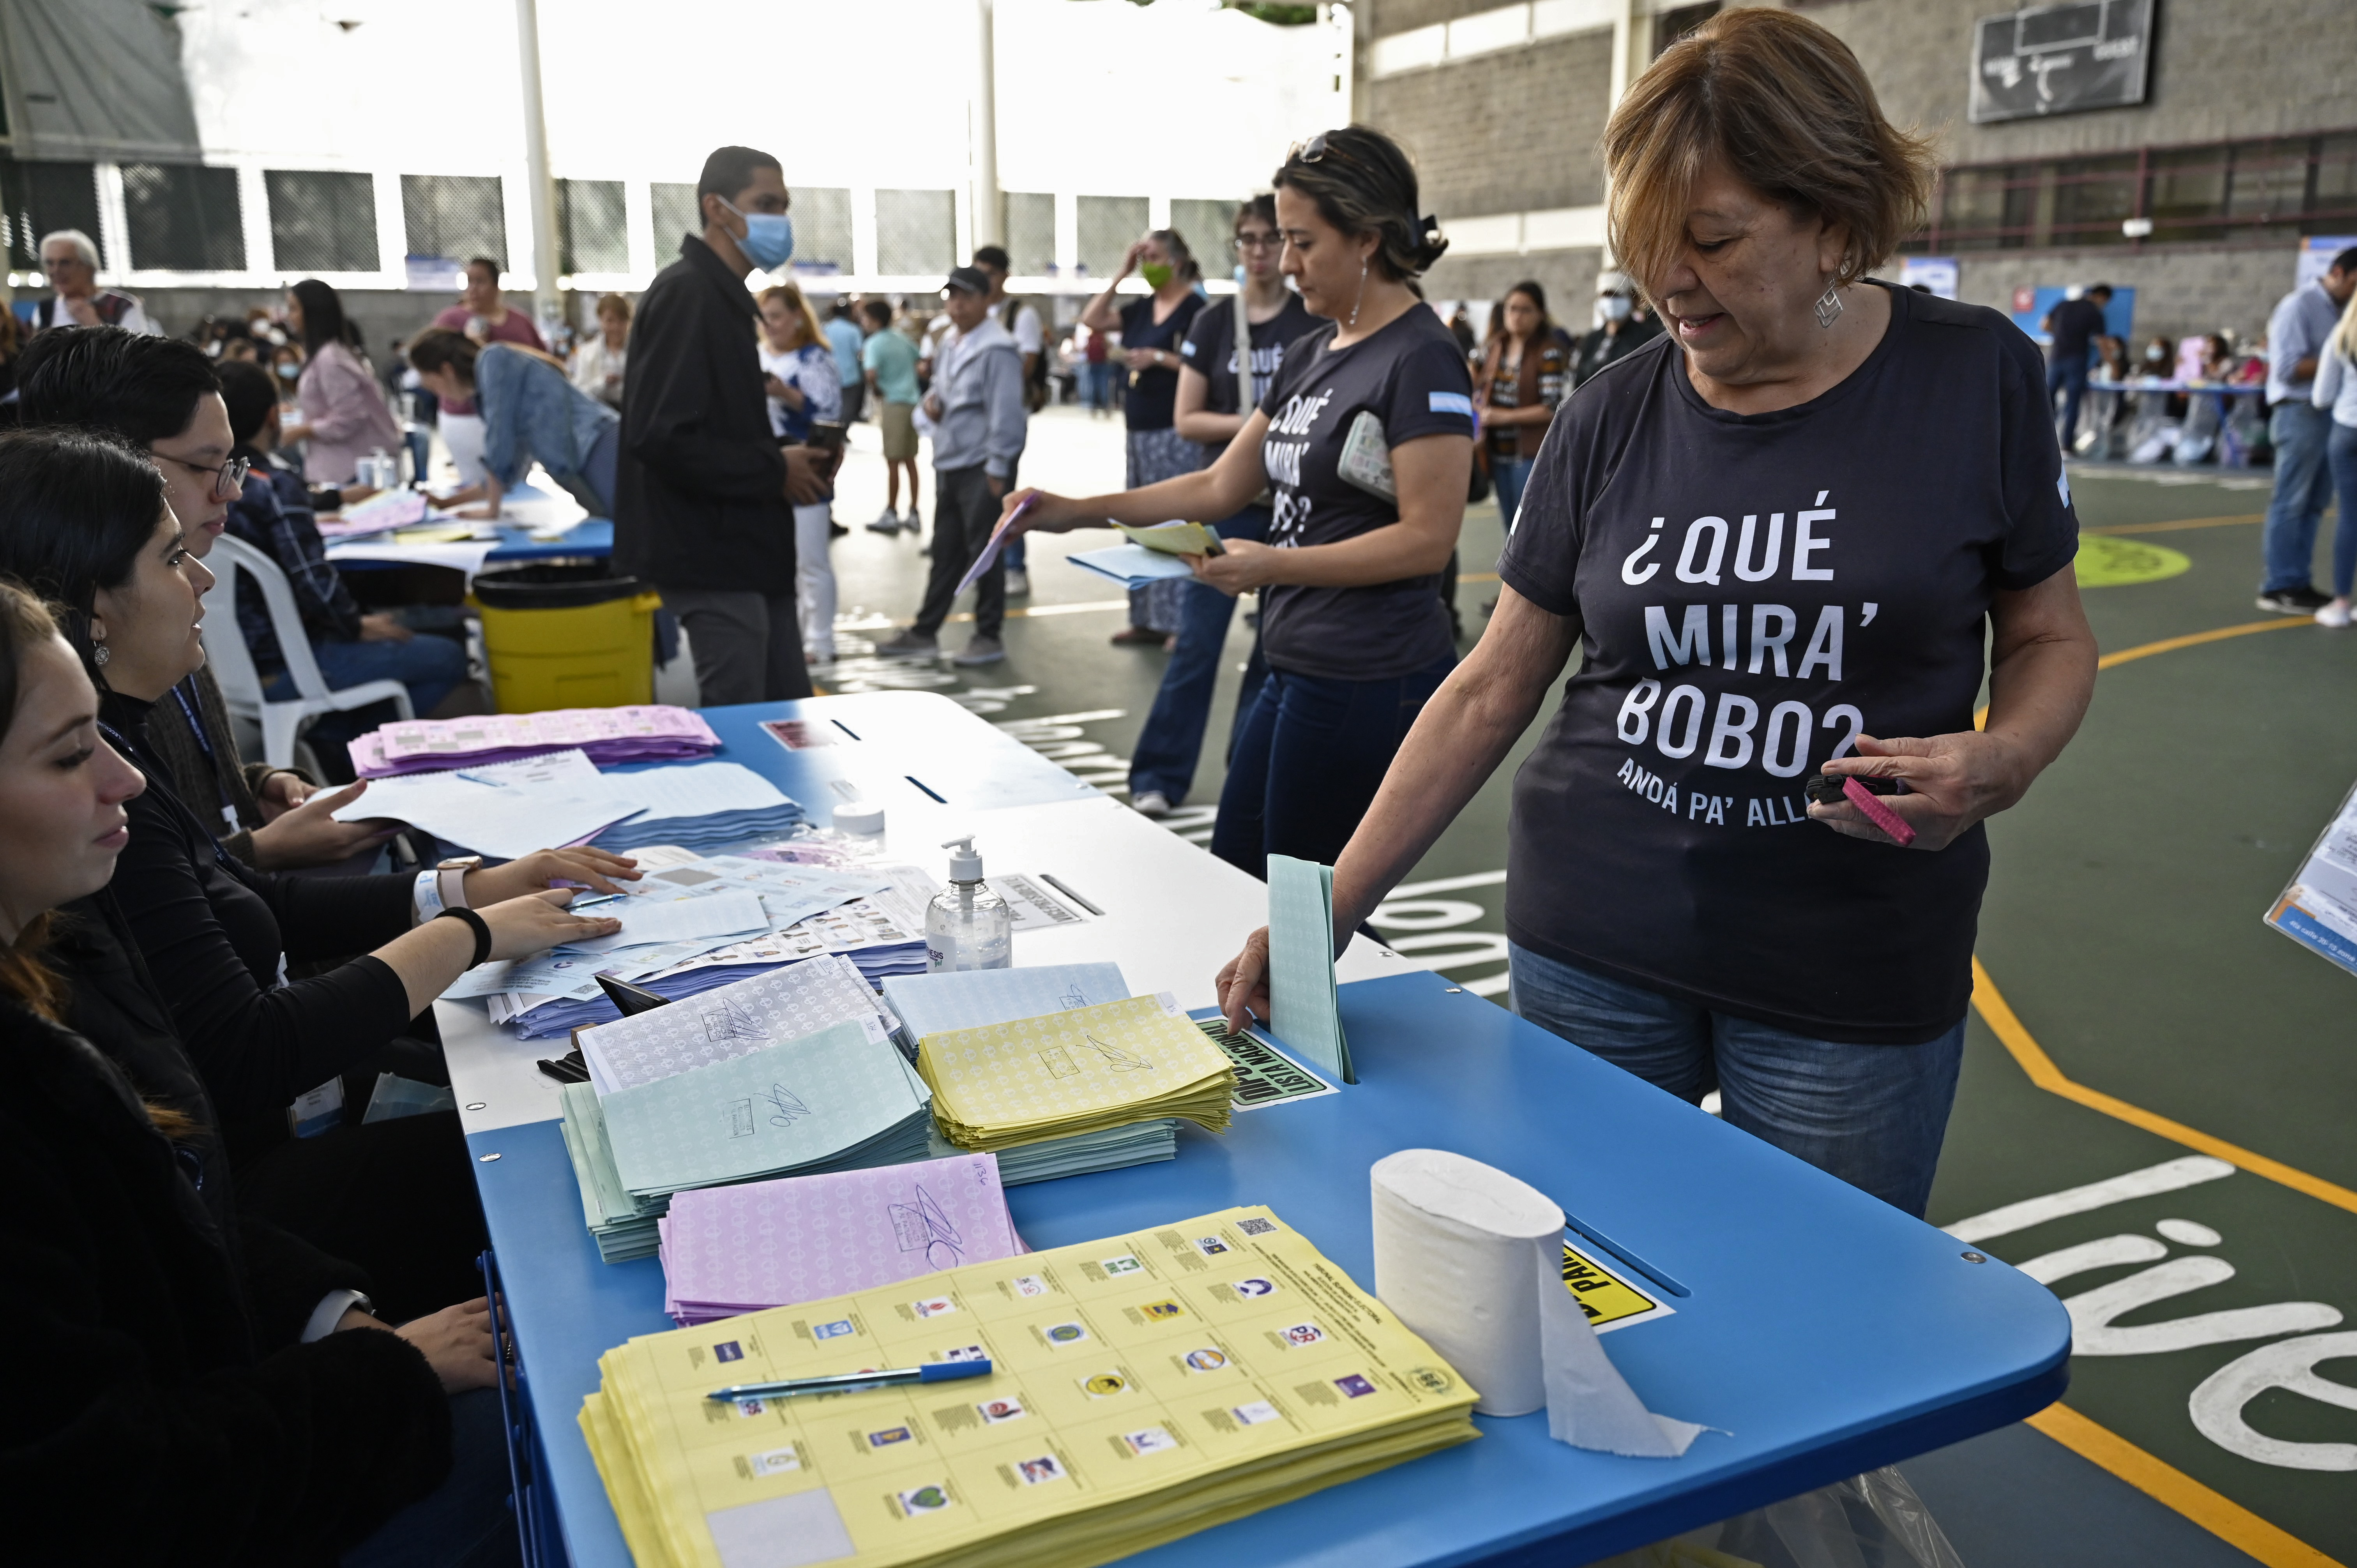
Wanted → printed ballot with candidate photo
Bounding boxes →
[579,1205,1479,1568]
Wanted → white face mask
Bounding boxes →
[1599,295,1634,323]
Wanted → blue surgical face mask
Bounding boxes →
[722,198,795,270]
[1599,295,1633,323]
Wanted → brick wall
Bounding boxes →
[1423,247,1605,323]
[1795,0,2354,166]
[1368,28,1615,219]
[1918,244,2310,347]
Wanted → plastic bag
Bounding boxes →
[1582,1466,1965,1568]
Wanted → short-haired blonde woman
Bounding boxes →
[1216,9,2098,1217]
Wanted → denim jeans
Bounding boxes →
[2046,356,2090,451]
[1506,942,1965,1217]
[2328,421,2357,599]
[1491,456,1534,533]
[2262,401,2334,592]
[267,631,470,755]
[1128,505,1272,805]
[1210,650,1454,880]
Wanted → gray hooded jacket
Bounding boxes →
[928,316,1028,478]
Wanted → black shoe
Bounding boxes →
[2257,586,2331,614]
[829,521,849,539]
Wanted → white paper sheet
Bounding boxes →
[562,888,770,953]
[605,762,790,819]
[330,768,647,860]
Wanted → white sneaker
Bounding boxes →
[1004,568,1030,596]
[1131,790,1171,819]
[866,507,901,536]
[2317,600,2352,628]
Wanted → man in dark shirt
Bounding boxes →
[2041,283,2111,454]
[614,145,832,705]
[1572,271,1663,386]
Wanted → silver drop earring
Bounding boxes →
[93,642,110,666]
[1348,258,1369,328]
[1814,277,1843,329]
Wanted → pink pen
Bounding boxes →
[1841,776,1916,848]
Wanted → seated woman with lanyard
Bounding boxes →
[407,327,622,520]
[14,325,386,868]
[1218,11,2096,1218]
[0,427,636,1309]
[0,577,518,1563]
[1009,126,1473,878]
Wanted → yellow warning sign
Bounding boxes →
[1562,1240,1673,1331]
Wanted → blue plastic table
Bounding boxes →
[332,518,613,574]
[447,694,2069,1568]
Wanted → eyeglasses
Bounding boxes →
[158,451,251,502]
[1231,233,1281,254]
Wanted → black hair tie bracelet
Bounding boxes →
[434,906,493,969]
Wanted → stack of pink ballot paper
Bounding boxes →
[658,1152,1024,1326]
[348,706,720,778]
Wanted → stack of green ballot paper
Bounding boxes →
[560,1018,936,1262]
[918,995,1234,1153]
[581,1204,1480,1568]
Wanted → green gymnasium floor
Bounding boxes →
[786,409,2351,1565]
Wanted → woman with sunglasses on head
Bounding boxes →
[1124,196,1318,820]
[15,326,397,869]
[0,576,525,1565]
[0,427,635,1312]
[1010,127,1473,878]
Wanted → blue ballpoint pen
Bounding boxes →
[708,1359,993,1403]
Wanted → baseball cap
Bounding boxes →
[944,266,989,295]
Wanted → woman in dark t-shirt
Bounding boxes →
[1080,230,1208,643]
[1215,11,2099,1220]
[1010,128,1474,878]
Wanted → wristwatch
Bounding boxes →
[437,855,483,914]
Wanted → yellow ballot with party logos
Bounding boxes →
[916,994,1235,1152]
[580,1205,1480,1568]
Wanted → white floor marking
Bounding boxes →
[1943,1155,2235,1242]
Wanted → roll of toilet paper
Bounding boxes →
[1371,1147,1562,1415]
[1371,1149,1705,1456]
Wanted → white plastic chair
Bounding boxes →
[201,533,413,769]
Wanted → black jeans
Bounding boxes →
[913,463,1005,639]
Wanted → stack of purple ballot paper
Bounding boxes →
[348,705,720,778]
[657,1152,1025,1326]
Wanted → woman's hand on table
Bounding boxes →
[1809,732,2030,852]
[1189,539,1278,596]
[479,888,622,961]
[344,1297,503,1393]
[462,846,641,906]
[248,780,401,869]
[1215,925,1274,1032]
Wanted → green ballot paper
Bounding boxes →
[1116,520,1224,556]
[1266,853,1353,1084]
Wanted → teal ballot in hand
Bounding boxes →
[1266,854,1353,1085]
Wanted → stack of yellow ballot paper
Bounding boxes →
[581,1205,1480,1568]
[917,995,1235,1152]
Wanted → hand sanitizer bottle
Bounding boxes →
[926,836,1011,972]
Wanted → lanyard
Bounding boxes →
[101,719,237,870]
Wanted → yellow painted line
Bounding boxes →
[2025,1404,2345,1568]
[2097,616,2311,670]
[2085,513,2265,535]
[1972,957,2357,1217]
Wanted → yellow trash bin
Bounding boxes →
[468,561,661,714]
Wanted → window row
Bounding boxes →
[0,162,1238,281]
[1909,131,2357,253]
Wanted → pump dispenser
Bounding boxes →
[926,835,1011,972]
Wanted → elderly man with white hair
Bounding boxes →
[32,229,156,335]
